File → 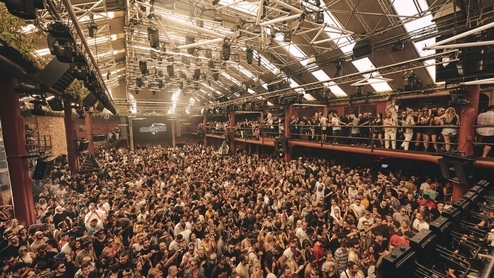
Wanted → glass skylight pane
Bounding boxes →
[312,70,331,82]
[289,79,305,93]
[234,92,241,97]
[303,94,316,101]
[312,70,348,97]
[276,35,307,61]
[267,101,274,106]
[326,82,347,97]
[262,84,268,90]
[221,72,242,86]
[323,11,355,53]
[238,65,253,78]
[352,58,392,92]
[248,88,256,94]
[218,0,258,15]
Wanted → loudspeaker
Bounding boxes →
[275,137,288,152]
[47,98,64,111]
[381,246,415,278]
[79,140,89,152]
[95,101,105,112]
[83,93,98,108]
[409,229,437,267]
[429,216,452,246]
[32,156,55,180]
[462,191,479,205]
[438,155,475,186]
[442,206,462,227]
[352,39,372,59]
[93,134,106,142]
[35,57,76,95]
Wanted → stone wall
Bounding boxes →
[24,115,67,156]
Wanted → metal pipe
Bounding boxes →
[427,40,494,50]
[295,25,324,35]
[177,38,224,49]
[216,0,247,10]
[255,0,263,26]
[155,18,177,49]
[163,16,227,38]
[259,14,301,26]
[425,21,494,49]
[270,0,304,14]
[60,0,116,111]
[309,25,325,44]
[313,34,352,44]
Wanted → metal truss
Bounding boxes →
[203,49,459,108]
[38,0,116,111]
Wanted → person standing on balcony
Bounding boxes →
[383,112,397,150]
[401,108,415,151]
[440,107,460,152]
[476,105,494,158]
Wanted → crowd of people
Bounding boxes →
[0,143,466,278]
[201,103,494,158]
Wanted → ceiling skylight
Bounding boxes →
[311,70,348,97]
[218,0,258,15]
[237,65,254,78]
[275,34,308,65]
[221,72,242,86]
[391,0,437,82]
[248,88,256,94]
[352,58,392,92]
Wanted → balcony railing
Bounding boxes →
[204,123,494,159]
[25,135,52,154]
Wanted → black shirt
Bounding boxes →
[210,263,232,278]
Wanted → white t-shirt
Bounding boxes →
[412,219,429,231]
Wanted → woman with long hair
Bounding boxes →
[371,113,384,147]
[440,107,460,152]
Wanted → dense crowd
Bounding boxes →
[0,145,466,278]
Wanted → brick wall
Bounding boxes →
[24,115,67,156]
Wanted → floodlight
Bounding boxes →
[136,78,143,87]
[185,36,196,55]
[47,23,78,63]
[157,80,164,88]
[213,71,219,81]
[246,48,254,64]
[139,60,147,75]
[334,59,344,77]
[147,26,160,49]
[167,65,174,77]
[88,23,98,38]
[222,39,231,60]
[193,69,201,80]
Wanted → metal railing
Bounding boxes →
[25,135,53,154]
[203,123,494,158]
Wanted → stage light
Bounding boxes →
[193,69,201,80]
[76,108,85,119]
[456,63,464,75]
[213,10,223,22]
[315,11,324,24]
[179,81,184,89]
[107,71,111,80]
[208,60,215,69]
[213,71,219,81]
[139,60,147,74]
[222,38,231,60]
[246,48,254,64]
[205,49,213,58]
[232,54,240,63]
[185,36,196,55]
[136,78,143,87]
[449,88,470,106]
[392,40,405,52]
[147,26,159,49]
[355,86,363,97]
[88,23,98,38]
[334,59,343,77]
[157,80,164,88]
[152,90,157,95]
[167,65,174,77]
[47,23,78,63]
[72,55,89,81]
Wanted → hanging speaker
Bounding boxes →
[78,139,89,152]
[47,98,64,111]
[32,156,55,180]
[83,93,98,107]
[35,57,76,95]
[352,39,372,59]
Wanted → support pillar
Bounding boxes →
[0,76,36,226]
[171,119,176,147]
[128,118,135,151]
[284,105,292,162]
[85,112,94,154]
[63,100,79,175]
[203,114,208,147]
[453,84,480,200]
[229,110,235,152]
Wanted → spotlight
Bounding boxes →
[315,11,324,24]
[152,90,157,95]
[334,59,343,77]
[205,49,213,58]
[185,36,196,55]
[157,80,164,88]
[88,23,98,38]
[179,81,184,89]
[147,26,160,49]
[232,54,240,63]
[135,89,139,95]
[208,60,215,69]
[456,63,464,75]
[355,86,363,97]
[392,40,405,52]
[71,55,89,81]
[107,71,111,80]
[222,38,231,60]
[283,31,291,42]
[136,78,143,87]
[213,10,223,22]
[158,70,164,77]
[193,69,201,80]
[167,65,174,77]
[213,71,219,81]
[139,60,147,74]
[47,23,78,63]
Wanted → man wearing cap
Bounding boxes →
[210,255,232,278]
[10,261,28,278]
[0,234,20,260]
[169,234,185,251]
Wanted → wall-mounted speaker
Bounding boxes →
[381,246,415,278]
[409,229,437,268]
[32,156,55,180]
[83,93,98,108]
